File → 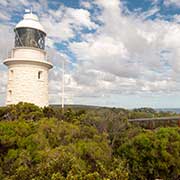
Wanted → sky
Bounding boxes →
[1,0,180,108]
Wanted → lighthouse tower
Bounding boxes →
[3,11,53,107]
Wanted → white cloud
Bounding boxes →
[41,6,97,42]
[0,11,10,21]
[80,1,92,9]
[164,0,180,7]
[1,0,180,107]
[0,71,7,104]
[67,0,180,103]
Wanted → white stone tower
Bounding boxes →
[3,11,53,107]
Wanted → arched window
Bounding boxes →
[38,71,43,80]
[8,90,12,102]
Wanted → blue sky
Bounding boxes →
[1,0,180,108]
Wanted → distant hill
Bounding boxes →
[51,104,180,114]
[51,104,101,109]
[157,108,180,114]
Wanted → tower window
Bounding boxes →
[7,90,12,102]
[9,70,14,80]
[38,71,43,80]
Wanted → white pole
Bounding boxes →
[62,57,65,109]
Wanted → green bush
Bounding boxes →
[118,128,180,180]
[0,102,179,179]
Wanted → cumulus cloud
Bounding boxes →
[68,0,180,105]
[164,0,180,7]
[80,1,92,9]
[0,71,7,103]
[40,6,97,42]
[1,0,180,107]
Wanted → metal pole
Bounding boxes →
[62,57,64,110]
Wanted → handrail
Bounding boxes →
[128,116,180,122]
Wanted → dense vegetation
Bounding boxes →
[0,102,180,180]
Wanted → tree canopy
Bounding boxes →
[0,102,179,179]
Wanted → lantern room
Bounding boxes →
[14,12,46,50]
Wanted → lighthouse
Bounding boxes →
[3,11,53,107]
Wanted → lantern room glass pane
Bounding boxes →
[15,27,45,50]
